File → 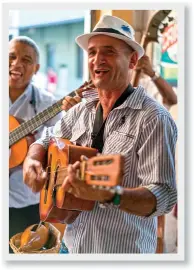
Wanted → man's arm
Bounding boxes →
[60,162,156,216]
[136,55,177,106]
[151,76,177,106]
[23,102,79,192]
[104,113,177,217]
[61,113,177,218]
[119,187,156,216]
[23,144,47,193]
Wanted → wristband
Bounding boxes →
[151,71,160,82]
[98,186,124,209]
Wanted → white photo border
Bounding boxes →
[2,1,185,263]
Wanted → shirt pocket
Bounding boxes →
[103,130,137,186]
[103,130,136,155]
[70,126,87,145]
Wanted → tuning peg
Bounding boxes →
[162,23,168,28]
[151,22,158,28]
[168,16,174,22]
[159,27,165,34]
[159,21,169,34]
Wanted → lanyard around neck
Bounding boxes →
[91,84,134,153]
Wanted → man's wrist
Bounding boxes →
[26,144,46,164]
[151,71,160,82]
[98,186,124,209]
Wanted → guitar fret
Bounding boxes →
[9,85,83,147]
[9,98,64,147]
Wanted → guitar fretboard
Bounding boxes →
[9,91,75,147]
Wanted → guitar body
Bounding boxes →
[9,115,28,169]
[40,138,98,224]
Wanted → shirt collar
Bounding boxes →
[9,83,33,105]
[21,83,33,99]
[83,85,147,112]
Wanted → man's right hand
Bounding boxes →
[23,157,47,193]
[61,80,95,111]
[135,55,155,78]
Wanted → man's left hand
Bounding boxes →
[61,161,114,202]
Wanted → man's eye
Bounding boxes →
[89,51,95,56]
[106,50,114,54]
[23,58,32,64]
[9,55,15,60]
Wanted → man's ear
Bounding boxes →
[34,64,40,74]
[129,52,138,69]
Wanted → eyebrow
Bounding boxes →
[23,55,33,60]
[88,45,116,51]
[9,53,33,60]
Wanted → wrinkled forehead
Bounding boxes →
[88,34,132,51]
[9,40,37,58]
[9,40,30,50]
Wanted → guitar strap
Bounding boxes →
[91,84,134,153]
[30,86,37,114]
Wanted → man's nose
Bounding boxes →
[93,52,106,65]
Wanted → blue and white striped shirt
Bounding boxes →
[35,86,177,253]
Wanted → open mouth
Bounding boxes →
[9,70,23,80]
[95,69,109,76]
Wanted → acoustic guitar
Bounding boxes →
[39,138,124,224]
[9,81,94,169]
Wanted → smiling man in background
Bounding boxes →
[9,36,63,252]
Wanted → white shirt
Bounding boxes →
[9,83,63,208]
[35,86,177,253]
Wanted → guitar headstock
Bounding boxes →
[75,80,95,97]
[79,154,124,187]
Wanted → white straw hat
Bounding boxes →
[76,15,144,60]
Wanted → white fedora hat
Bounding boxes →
[76,15,144,60]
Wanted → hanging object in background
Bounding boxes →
[160,20,178,87]
[132,10,172,87]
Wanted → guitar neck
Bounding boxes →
[9,91,75,147]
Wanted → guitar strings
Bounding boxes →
[45,158,112,174]
[45,167,68,174]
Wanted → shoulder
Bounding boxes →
[32,84,57,106]
[142,89,172,118]
[65,100,87,118]
[143,97,177,133]
[133,86,176,128]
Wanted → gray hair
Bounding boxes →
[10,36,40,63]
